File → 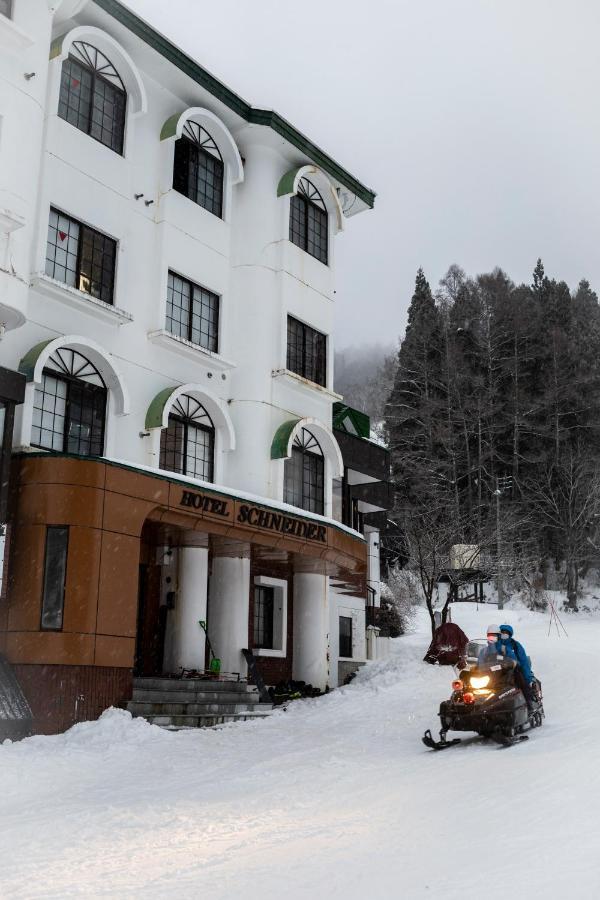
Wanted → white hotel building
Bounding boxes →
[0,0,388,733]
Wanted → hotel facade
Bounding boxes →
[0,0,389,733]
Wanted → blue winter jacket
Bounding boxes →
[498,636,534,683]
[478,637,533,683]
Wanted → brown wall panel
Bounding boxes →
[96,532,140,637]
[5,631,95,665]
[13,664,132,734]
[94,635,135,668]
[6,524,46,631]
[18,456,106,489]
[105,465,169,504]
[62,526,102,634]
[102,491,154,537]
[16,483,104,528]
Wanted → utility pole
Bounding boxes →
[495,481,504,610]
[495,475,513,611]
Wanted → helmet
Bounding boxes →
[499,624,513,638]
[486,624,501,636]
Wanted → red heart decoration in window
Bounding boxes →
[71,78,80,89]
[58,231,68,242]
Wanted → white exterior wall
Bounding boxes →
[0,1,373,687]
[330,587,367,686]
[1,4,344,511]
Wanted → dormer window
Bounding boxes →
[173,121,224,218]
[58,41,126,154]
[289,177,328,264]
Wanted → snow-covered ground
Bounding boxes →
[1,602,598,900]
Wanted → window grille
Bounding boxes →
[41,526,69,631]
[254,585,275,650]
[339,616,353,658]
[159,394,215,482]
[173,120,224,218]
[286,316,326,386]
[166,271,219,352]
[58,41,126,154]
[289,177,328,264]
[46,208,116,305]
[31,348,107,457]
[283,428,324,514]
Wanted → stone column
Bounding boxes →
[166,536,209,672]
[208,538,251,677]
[292,569,330,690]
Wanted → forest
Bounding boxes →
[380,262,600,613]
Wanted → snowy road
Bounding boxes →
[1,604,598,900]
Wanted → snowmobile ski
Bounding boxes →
[490,731,529,748]
[422,729,462,751]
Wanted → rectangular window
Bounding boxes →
[0,0,12,17]
[254,585,275,650]
[339,616,353,659]
[166,271,219,352]
[46,208,116,305]
[41,526,69,631]
[286,316,326,386]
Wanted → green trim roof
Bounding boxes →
[271,418,300,459]
[92,0,375,209]
[18,339,55,381]
[145,386,180,430]
[277,168,299,198]
[332,403,370,439]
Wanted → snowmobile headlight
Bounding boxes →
[470,675,490,689]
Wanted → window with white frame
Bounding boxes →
[46,208,117,305]
[173,121,224,218]
[58,41,127,155]
[253,577,287,656]
[166,271,219,352]
[339,615,353,658]
[31,348,107,456]
[159,394,215,482]
[283,428,324,515]
[286,316,326,386]
[289,177,328,264]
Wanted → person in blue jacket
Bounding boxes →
[499,624,536,709]
[478,623,536,709]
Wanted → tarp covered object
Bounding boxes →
[423,622,469,666]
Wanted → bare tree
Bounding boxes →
[527,450,600,609]
[399,496,536,637]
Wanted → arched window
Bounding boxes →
[31,348,107,456]
[283,428,324,514]
[289,178,328,264]
[58,41,126,154]
[159,394,215,482]
[173,120,224,218]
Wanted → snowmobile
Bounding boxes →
[422,643,544,750]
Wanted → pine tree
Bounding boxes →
[386,269,444,504]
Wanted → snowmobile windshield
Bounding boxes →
[465,639,488,665]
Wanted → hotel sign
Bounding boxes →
[179,490,327,543]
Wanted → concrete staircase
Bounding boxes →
[126,676,272,729]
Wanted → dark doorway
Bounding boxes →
[134,551,167,677]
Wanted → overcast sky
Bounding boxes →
[127,0,600,348]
